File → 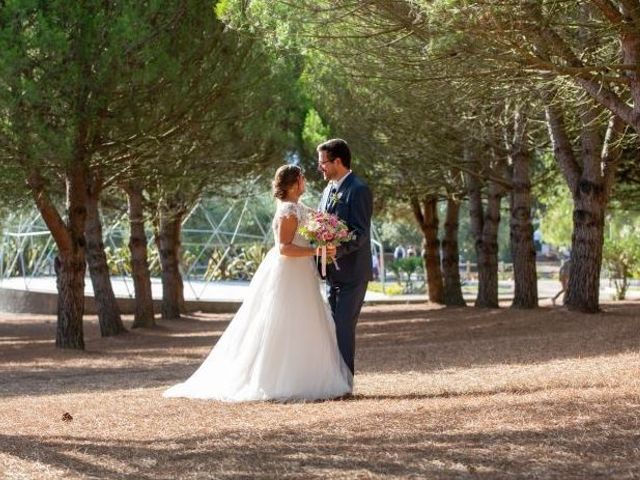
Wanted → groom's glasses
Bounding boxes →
[317,159,334,173]
[318,158,336,171]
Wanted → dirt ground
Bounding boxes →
[1,301,639,479]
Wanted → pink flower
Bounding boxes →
[297,212,352,247]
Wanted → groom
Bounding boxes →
[317,139,373,381]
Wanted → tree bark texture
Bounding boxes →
[506,109,538,309]
[28,164,88,349]
[545,98,623,313]
[566,180,606,312]
[125,184,155,328]
[477,185,502,308]
[410,195,445,304]
[85,174,126,336]
[442,197,466,306]
[156,206,186,320]
[466,147,506,308]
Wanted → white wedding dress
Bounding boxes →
[163,200,352,402]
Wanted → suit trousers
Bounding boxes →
[326,279,368,376]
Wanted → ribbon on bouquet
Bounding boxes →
[321,245,327,277]
[320,245,339,278]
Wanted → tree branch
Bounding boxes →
[26,171,72,253]
[620,0,640,25]
[543,94,582,193]
[574,76,637,130]
[410,195,425,228]
[602,114,627,198]
[590,0,625,25]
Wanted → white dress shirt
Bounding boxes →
[333,170,352,191]
[321,170,352,211]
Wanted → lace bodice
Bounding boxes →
[272,201,312,248]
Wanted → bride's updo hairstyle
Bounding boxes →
[272,164,302,200]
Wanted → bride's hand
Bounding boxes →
[315,245,337,257]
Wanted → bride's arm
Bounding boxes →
[278,215,336,258]
[278,215,315,257]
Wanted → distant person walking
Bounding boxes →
[552,260,572,306]
[371,252,380,281]
[393,244,406,261]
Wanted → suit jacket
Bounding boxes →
[318,173,373,284]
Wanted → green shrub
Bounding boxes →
[390,256,424,293]
[603,235,640,300]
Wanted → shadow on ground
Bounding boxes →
[1,303,639,397]
[1,397,638,479]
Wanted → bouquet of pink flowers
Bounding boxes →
[298,211,354,276]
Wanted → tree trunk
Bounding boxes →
[27,165,88,349]
[156,207,185,320]
[85,175,126,336]
[442,197,466,306]
[476,187,502,308]
[564,105,621,313]
[508,111,538,309]
[566,181,606,312]
[422,196,445,304]
[466,166,486,306]
[545,97,623,313]
[54,251,86,349]
[466,146,505,309]
[411,195,444,304]
[56,165,88,348]
[125,184,155,328]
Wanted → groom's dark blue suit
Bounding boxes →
[319,173,373,376]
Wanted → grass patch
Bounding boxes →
[367,281,405,295]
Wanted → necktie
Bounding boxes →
[325,185,337,211]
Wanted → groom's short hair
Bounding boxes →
[318,138,351,169]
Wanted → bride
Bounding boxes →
[163,164,352,402]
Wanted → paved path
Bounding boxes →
[1,277,638,303]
